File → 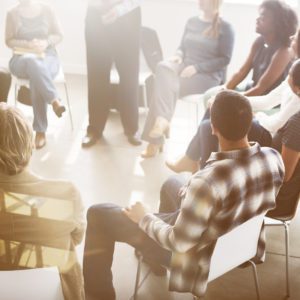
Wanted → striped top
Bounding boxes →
[139,143,284,298]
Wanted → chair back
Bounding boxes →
[141,27,163,73]
[208,214,265,282]
[0,267,64,300]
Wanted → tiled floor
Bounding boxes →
[8,74,300,300]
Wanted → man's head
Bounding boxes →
[0,103,33,175]
[210,90,253,142]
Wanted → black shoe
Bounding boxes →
[127,133,142,146]
[82,131,99,148]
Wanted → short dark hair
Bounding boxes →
[290,59,300,88]
[211,91,253,141]
[260,0,298,47]
[297,29,300,58]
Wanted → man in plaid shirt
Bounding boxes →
[83,90,284,300]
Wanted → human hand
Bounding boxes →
[122,202,150,224]
[168,55,183,64]
[30,39,48,53]
[180,65,197,78]
[102,8,118,25]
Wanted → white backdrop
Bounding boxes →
[0,0,298,75]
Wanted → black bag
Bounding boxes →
[18,86,32,106]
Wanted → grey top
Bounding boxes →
[177,16,234,75]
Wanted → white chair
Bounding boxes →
[132,214,265,300]
[0,267,64,300]
[12,65,74,130]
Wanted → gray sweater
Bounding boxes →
[177,16,234,74]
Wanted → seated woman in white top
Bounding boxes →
[0,104,85,300]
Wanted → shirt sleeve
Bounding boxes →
[194,21,235,74]
[281,113,300,152]
[248,81,286,112]
[114,0,141,18]
[139,177,216,253]
[46,5,63,46]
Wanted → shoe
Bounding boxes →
[52,102,66,118]
[134,249,167,277]
[141,143,163,158]
[166,155,199,173]
[82,131,99,148]
[149,116,170,139]
[35,132,46,149]
[127,133,142,146]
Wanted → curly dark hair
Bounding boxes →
[260,0,298,47]
[291,59,300,88]
[297,29,300,58]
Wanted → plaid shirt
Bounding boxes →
[139,143,284,298]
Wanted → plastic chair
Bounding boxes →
[12,65,74,130]
[264,192,300,298]
[132,214,265,300]
[0,267,64,300]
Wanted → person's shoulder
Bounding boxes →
[219,18,233,30]
[186,16,200,25]
[40,2,55,15]
[6,4,19,16]
[286,110,300,128]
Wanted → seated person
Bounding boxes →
[167,27,300,173]
[83,91,284,300]
[0,68,11,102]
[0,103,85,300]
[5,0,65,149]
[140,0,235,158]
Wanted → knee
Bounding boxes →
[160,176,181,200]
[86,203,118,225]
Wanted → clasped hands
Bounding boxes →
[123,201,150,224]
[168,55,197,78]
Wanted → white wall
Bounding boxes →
[0,0,296,75]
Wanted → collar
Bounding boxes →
[205,142,261,165]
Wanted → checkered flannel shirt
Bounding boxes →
[139,143,284,298]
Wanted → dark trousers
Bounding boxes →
[85,8,141,136]
[0,68,11,102]
[186,109,272,168]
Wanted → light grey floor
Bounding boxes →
[8,74,300,300]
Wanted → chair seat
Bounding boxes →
[264,217,291,225]
[110,69,152,86]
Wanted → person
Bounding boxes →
[167,28,300,173]
[0,103,85,300]
[5,0,65,150]
[0,68,11,102]
[83,90,284,300]
[140,0,235,158]
[82,0,142,148]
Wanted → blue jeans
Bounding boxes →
[186,109,272,168]
[9,51,60,132]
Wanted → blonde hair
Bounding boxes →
[202,0,223,38]
[0,103,33,175]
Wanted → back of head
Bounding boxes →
[211,90,253,141]
[260,0,298,47]
[0,104,33,175]
[290,58,300,89]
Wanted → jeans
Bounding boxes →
[9,51,60,132]
[0,68,11,102]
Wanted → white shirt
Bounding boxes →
[248,79,300,134]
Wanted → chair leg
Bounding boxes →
[283,222,290,298]
[249,260,261,300]
[133,254,143,300]
[63,82,74,130]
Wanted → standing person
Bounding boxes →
[82,0,142,148]
[0,68,11,102]
[5,0,65,149]
[140,0,235,158]
[83,91,284,300]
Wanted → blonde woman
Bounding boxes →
[5,0,65,149]
[0,103,85,300]
[140,0,234,158]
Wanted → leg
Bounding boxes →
[0,68,11,103]
[83,203,170,300]
[159,175,188,213]
[112,8,141,137]
[85,9,112,136]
